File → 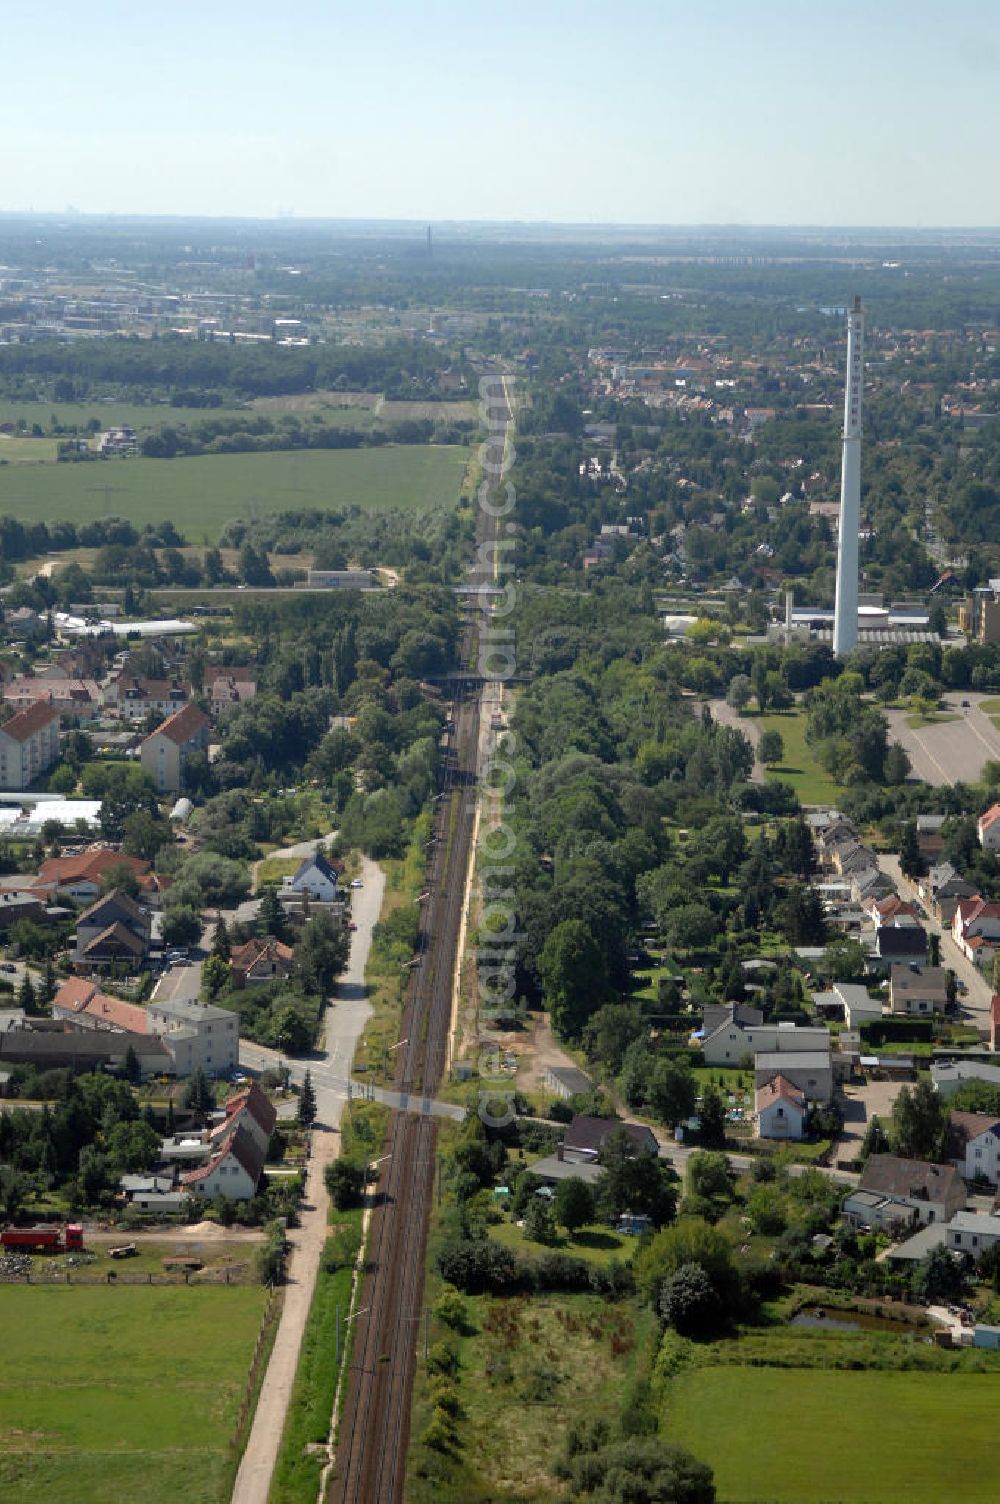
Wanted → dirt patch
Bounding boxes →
[250,390,380,414]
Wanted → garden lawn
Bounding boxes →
[0,1284,267,1504]
[758,709,845,806]
[0,443,470,542]
[665,1366,1000,1504]
[489,1218,632,1267]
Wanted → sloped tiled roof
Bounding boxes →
[181,1124,264,1187]
[0,700,60,742]
[224,1080,278,1138]
[145,702,210,747]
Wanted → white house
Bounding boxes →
[952,898,1000,964]
[755,1074,808,1140]
[282,851,341,904]
[949,1111,1000,1185]
[812,982,882,1030]
[977,804,1000,852]
[945,1211,1000,1256]
[753,1050,833,1104]
[180,1125,261,1201]
[702,1014,830,1067]
[145,995,238,1076]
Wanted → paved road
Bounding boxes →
[885,693,1000,786]
[878,853,994,1037]
[231,854,383,1504]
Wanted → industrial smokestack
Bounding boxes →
[833,296,864,657]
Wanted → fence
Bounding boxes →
[0,1264,251,1287]
[229,1286,282,1454]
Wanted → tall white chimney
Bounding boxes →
[833,296,864,657]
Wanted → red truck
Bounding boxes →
[1,1224,84,1253]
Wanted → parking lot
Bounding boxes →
[885,693,1000,786]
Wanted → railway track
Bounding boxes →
[328,372,511,1503]
[326,684,481,1503]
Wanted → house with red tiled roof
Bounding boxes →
[180,1124,263,1201]
[952,898,1000,964]
[203,666,257,716]
[0,701,61,790]
[217,1080,278,1156]
[948,1111,1000,1185]
[861,894,919,926]
[755,1074,808,1141]
[52,977,150,1036]
[230,935,294,987]
[37,850,150,905]
[140,703,210,794]
[991,995,1000,1052]
[978,804,1000,852]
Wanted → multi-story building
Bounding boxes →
[959,585,1000,645]
[140,703,210,794]
[104,675,191,722]
[0,702,61,790]
[145,995,238,1077]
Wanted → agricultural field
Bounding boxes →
[665,1365,1000,1504]
[0,1284,269,1504]
[0,434,61,464]
[0,443,470,542]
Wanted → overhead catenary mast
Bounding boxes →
[833,295,864,657]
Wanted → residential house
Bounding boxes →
[73,888,151,972]
[203,666,257,715]
[952,898,1000,965]
[945,1210,1000,1256]
[851,867,895,906]
[753,1051,833,1104]
[36,850,150,905]
[919,863,979,925]
[948,1110,1000,1185]
[915,814,948,863]
[0,891,49,930]
[889,964,951,1016]
[755,1074,808,1140]
[851,1154,965,1228]
[861,895,920,927]
[811,982,882,1030]
[180,1124,262,1202]
[867,922,927,972]
[978,804,1000,852]
[560,1114,659,1160]
[216,1081,277,1157]
[105,675,191,723]
[281,851,342,905]
[145,995,238,1076]
[140,703,211,794]
[701,1002,763,1037]
[119,1174,189,1214]
[991,995,1000,1052]
[0,702,61,791]
[932,1059,1000,1102]
[702,1012,830,1067]
[230,936,295,986]
[4,676,101,721]
[51,977,149,1036]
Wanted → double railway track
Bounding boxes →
[326,686,480,1503]
[328,371,511,1503]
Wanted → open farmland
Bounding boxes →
[0,399,244,433]
[0,443,470,542]
[665,1366,1000,1504]
[0,1284,269,1504]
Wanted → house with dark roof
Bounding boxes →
[73,888,151,972]
[282,851,342,905]
[867,922,927,972]
[0,1020,170,1077]
[848,1154,965,1229]
[140,703,211,794]
[948,1111,1000,1185]
[0,701,61,790]
[560,1114,659,1161]
[889,964,950,1016]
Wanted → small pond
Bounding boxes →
[791,1304,926,1336]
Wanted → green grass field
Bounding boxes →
[0,443,469,542]
[0,1284,268,1504]
[489,1217,632,1267]
[758,710,845,806]
[665,1366,1000,1503]
[0,399,244,432]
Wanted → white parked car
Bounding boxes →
[350,878,363,889]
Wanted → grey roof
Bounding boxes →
[947,1211,1000,1237]
[884,1222,948,1261]
[149,996,234,1026]
[890,964,949,999]
[528,1154,605,1185]
[562,1114,659,1157]
[754,1050,831,1073]
[544,1065,593,1095]
[932,1059,1000,1089]
[860,1154,963,1206]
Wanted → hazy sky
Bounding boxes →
[5,0,999,225]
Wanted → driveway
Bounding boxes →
[708,699,764,782]
[829,1078,903,1165]
[878,853,994,1038]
